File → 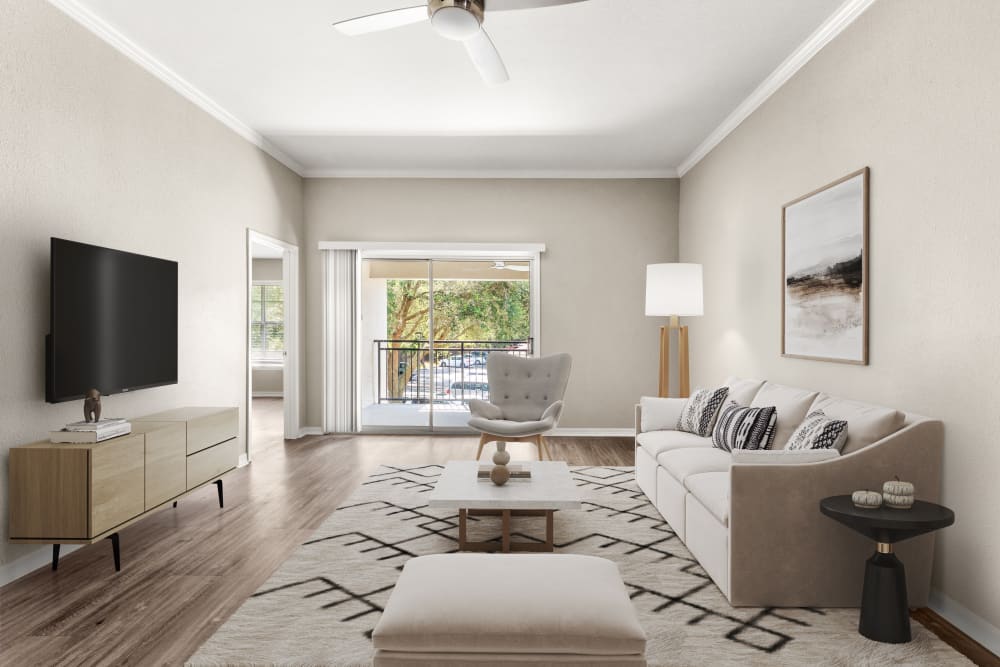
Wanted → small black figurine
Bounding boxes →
[84,388,102,423]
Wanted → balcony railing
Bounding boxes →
[374,339,534,405]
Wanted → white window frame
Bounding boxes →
[250,279,285,369]
[319,242,544,433]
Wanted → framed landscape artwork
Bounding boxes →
[782,167,869,364]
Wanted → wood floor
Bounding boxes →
[0,400,993,666]
[0,403,633,666]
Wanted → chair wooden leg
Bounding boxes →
[539,434,550,461]
[535,434,545,460]
[476,434,490,461]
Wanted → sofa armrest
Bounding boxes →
[638,396,687,433]
[727,418,944,607]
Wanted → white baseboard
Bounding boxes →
[929,589,1000,657]
[298,426,323,437]
[251,391,283,398]
[550,428,634,437]
[0,545,82,587]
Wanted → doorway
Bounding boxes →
[246,230,300,458]
[359,257,534,432]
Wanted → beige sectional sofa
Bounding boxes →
[635,377,944,608]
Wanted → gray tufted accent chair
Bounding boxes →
[467,352,572,460]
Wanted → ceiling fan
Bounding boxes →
[491,261,530,272]
[333,0,589,85]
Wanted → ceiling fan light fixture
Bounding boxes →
[429,0,485,41]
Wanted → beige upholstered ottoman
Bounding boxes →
[372,554,647,666]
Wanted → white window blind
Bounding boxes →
[251,282,284,364]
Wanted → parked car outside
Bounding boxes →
[438,354,485,368]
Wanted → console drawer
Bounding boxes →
[187,408,238,455]
[187,438,238,489]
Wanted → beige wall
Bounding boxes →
[0,0,304,572]
[252,368,284,394]
[679,0,1000,639]
[252,258,283,281]
[303,178,679,429]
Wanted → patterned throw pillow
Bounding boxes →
[786,410,849,451]
[712,401,778,452]
[676,387,730,437]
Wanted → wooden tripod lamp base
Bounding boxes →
[658,316,690,398]
[645,263,702,399]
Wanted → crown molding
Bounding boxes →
[302,168,679,179]
[47,0,305,176]
[676,0,877,177]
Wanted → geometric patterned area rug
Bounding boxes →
[188,465,969,666]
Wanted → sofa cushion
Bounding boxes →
[656,447,732,484]
[730,449,841,464]
[639,396,687,433]
[677,387,730,436]
[685,472,730,526]
[711,401,777,452]
[750,383,819,449]
[723,377,766,407]
[637,430,712,458]
[786,410,849,451]
[467,417,555,437]
[809,394,905,454]
[372,554,647,656]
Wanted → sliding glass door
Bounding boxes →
[359,258,533,432]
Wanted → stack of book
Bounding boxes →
[477,464,532,480]
[50,418,132,443]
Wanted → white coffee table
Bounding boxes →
[429,460,582,553]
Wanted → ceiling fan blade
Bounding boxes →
[485,0,589,11]
[464,29,509,85]
[333,6,428,36]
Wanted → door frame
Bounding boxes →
[247,230,301,459]
[319,242,544,434]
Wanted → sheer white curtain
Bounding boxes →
[324,249,357,433]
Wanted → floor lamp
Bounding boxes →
[645,264,703,398]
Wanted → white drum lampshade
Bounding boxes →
[645,263,704,317]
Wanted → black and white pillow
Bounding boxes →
[786,410,849,451]
[712,401,777,452]
[676,387,729,437]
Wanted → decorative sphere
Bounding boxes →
[490,465,510,486]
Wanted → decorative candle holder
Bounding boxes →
[852,489,883,509]
[490,442,511,486]
[883,476,915,509]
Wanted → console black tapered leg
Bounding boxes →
[173,501,177,508]
[214,479,224,508]
[51,544,60,571]
[107,533,121,572]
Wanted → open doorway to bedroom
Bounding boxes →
[247,230,299,458]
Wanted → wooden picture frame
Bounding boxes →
[781,167,869,365]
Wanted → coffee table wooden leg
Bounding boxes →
[545,510,554,551]
[502,510,511,553]
[459,509,467,550]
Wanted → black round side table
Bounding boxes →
[820,495,954,644]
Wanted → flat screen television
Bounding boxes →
[46,238,178,403]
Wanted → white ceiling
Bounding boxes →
[62,0,849,177]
